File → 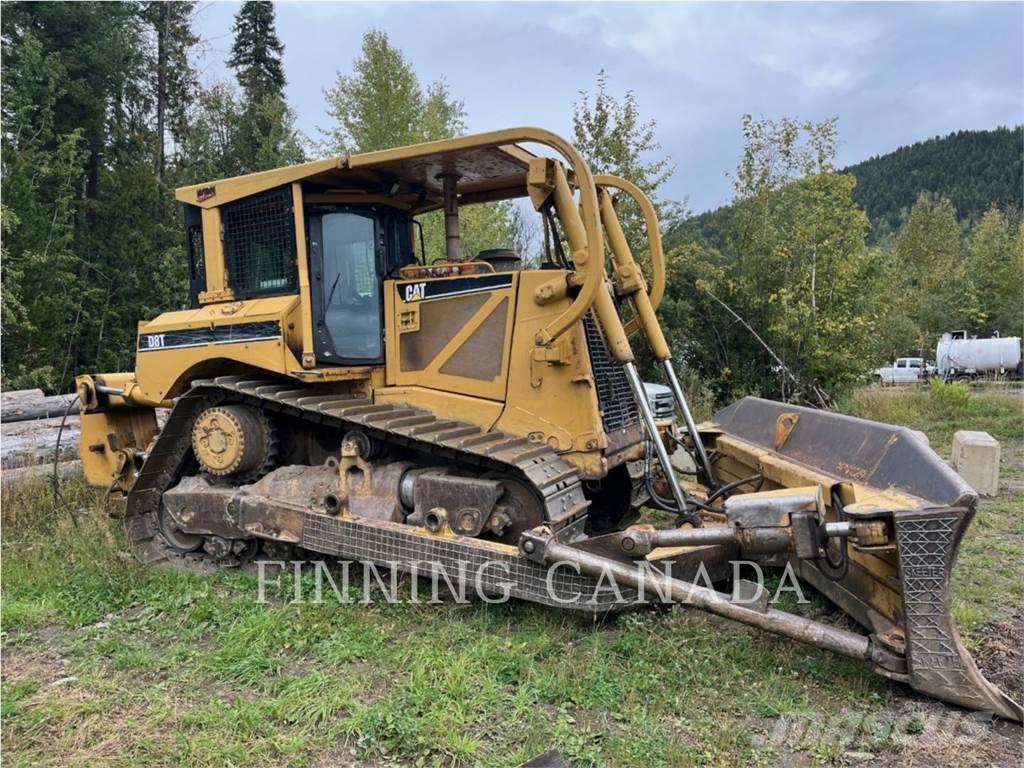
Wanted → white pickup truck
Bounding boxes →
[872,357,933,385]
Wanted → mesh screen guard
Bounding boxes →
[222,186,298,297]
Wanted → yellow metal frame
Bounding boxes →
[359,128,608,352]
[176,127,617,359]
[496,270,613,472]
[79,408,159,488]
[594,174,666,331]
[291,183,315,368]
[598,187,671,361]
[176,157,346,209]
[133,295,304,403]
[198,207,232,303]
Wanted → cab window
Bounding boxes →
[306,206,414,364]
[222,186,298,297]
[317,211,381,360]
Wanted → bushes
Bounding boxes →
[926,378,971,411]
[842,383,1023,453]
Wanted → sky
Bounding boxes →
[194,1,1024,213]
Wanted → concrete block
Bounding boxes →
[952,431,1000,497]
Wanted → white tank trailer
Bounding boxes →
[936,331,1023,380]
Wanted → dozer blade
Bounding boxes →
[703,397,1022,721]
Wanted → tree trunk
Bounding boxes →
[155,4,168,178]
[1,393,79,423]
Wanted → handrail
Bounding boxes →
[348,127,604,349]
[593,175,666,330]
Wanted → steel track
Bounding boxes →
[123,374,590,570]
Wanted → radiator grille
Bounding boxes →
[222,186,298,297]
[582,313,639,432]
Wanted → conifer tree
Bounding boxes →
[228,0,286,103]
[143,1,199,177]
[227,1,300,172]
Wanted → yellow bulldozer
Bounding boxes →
[75,128,1020,720]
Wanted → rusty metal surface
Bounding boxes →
[711,397,1022,721]
[122,374,589,569]
[163,469,325,543]
[526,532,900,668]
[199,375,589,528]
[164,469,639,614]
[412,472,504,536]
[712,397,976,507]
[300,512,637,613]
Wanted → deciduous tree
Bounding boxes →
[322,29,520,262]
[967,206,1023,337]
[895,193,977,341]
[663,116,886,403]
[572,70,681,246]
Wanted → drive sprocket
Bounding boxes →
[191,404,278,481]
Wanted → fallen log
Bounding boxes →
[2,388,45,404]
[1,414,81,468]
[1,407,169,470]
[1,392,78,423]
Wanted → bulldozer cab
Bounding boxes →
[186,187,416,366]
[181,186,415,366]
[174,135,580,371]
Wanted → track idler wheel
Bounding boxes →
[486,473,545,545]
[191,404,278,481]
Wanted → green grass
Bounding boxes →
[841,379,1024,454]
[2,384,1021,766]
[0,482,890,767]
[843,381,1024,638]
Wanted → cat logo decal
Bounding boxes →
[404,282,427,302]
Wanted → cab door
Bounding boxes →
[307,207,384,364]
[894,358,914,383]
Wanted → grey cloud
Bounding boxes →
[194,2,1023,212]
